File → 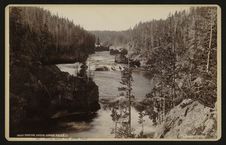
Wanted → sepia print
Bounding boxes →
[5,4,221,141]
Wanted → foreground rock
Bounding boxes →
[10,50,100,136]
[10,58,100,135]
[153,99,217,139]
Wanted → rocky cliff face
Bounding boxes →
[153,99,218,139]
[10,53,100,135]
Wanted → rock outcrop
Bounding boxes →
[10,56,100,135]
[154,99,217,139]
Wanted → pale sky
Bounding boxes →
[41,5,190,31]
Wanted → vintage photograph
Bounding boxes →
[5,4,221,140]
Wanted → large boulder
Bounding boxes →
[95,66,109,71]
[119,48,128,55]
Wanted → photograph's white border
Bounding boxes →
[4,4,222,141]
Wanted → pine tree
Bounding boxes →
[111,55,135,138]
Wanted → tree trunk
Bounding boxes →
[172,21,177,108]
[163,96,165,121]
[115,121,117,138]
[206,10,213,73]
[128,58,132,136]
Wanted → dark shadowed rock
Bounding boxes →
[129,59,141,67]
[10,58,100,135]
[95,66,109,71]
[110,49,120,55]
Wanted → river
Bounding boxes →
[56,51,155,138]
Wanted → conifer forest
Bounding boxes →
[7,5,220,140]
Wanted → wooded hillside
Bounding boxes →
[10,7,96,64]
[132,7,218,128]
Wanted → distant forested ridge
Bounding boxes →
[91,30,130,48]
[10,7,96,64]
